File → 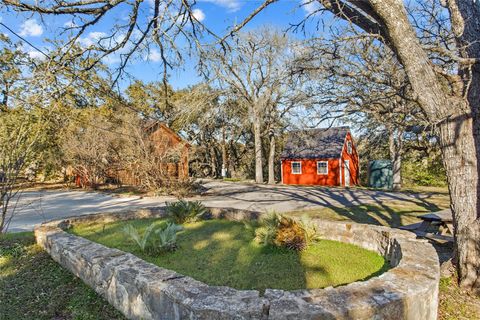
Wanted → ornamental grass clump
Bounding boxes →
[254,213,280,246]
[166,200,207,224]
[255,212,318,251]
[274,216,308,251]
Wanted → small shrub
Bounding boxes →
[242,220,256,237]
[298,216,320,245]
[122,223,156,252]
[155,222,183,252]
[255,213,318,251]
[274,216,309,251]
[122,222,183,253]
[166,200,207,224]
[254,213,280,246]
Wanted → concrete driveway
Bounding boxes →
[6,190,175,232]
[6,181,441,232]
[198,180,437,212]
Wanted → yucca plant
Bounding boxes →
[254,212,281,246]
[298,216,320,245]
[166,200,207,224]
[122,223,156,252]
[156,222,183,252]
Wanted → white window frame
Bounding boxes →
[291,161,302,174]
[347,141,353,154]
[317,161,328,175]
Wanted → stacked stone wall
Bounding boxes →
[35,208,439,320]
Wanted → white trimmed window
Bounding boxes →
[317,161,328,175]
[347,141,353,154]
[291,161,302,174]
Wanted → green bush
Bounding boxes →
[402,157,447,187]
[122,222,183,253]
[166,200,207,224]
[156,222,183,252]
[254,213,280,246]
[122,223,156,252]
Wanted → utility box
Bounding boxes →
[368,160,393,190]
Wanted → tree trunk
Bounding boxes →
[268,132,275,184]
[221,126,228,178]
[368,0,480,291]
[253,108,264,184]
[439,112,480,292]
[210,147,217,178]
[388,128,402,191]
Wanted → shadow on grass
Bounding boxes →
[72,219,389,293]
[0,233,124,320]
[288,196,445,228]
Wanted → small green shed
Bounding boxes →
[368,160,393,190]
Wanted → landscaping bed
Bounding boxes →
[33,206,442,319]
[69,218,388,291]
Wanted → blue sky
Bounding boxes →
[0,0,326,90]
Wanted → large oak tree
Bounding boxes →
[4,0,480,291]
[306,0,480,293]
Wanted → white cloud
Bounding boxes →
[200,0,241,12]
[77,31,108,47]
[192,8,205,22]
[19,19,43,37]
[103,54,122,64]
[147,49,162,62]
[301,0,321,16]
[28,51,46,60]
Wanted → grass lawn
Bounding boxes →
[0,232,125,320]
[287,191,450,228]
[70,219,388,292]
[2,217,480,319]
[439,276,480,320]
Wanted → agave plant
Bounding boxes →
[156,222,183,252]
[122,223,156,252]
[166,200,207,224]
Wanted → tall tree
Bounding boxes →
[296,35,424,190]
[304,0,480,292]
[6,0,480,291]
[203,29,301,183]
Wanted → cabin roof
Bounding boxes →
[280,126,350,159]
[144,120,191,148]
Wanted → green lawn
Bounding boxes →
[70,219,388,291]
[0,232,125,320]
[287,193,450,228]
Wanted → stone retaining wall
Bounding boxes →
[35,208,439,320]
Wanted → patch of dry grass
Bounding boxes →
[439,276,480,320]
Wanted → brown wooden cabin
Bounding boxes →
[75,121,190,188]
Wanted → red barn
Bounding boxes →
[280,127,359,187]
